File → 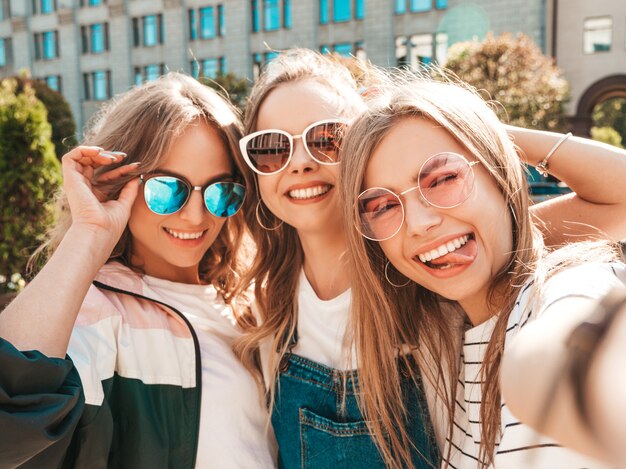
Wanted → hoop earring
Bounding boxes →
[384,261,410,288]
[256,200,283,231]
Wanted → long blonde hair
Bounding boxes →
[340,74,545,467]
[33,72,253,302]
[233,49,365,398]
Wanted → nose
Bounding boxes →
[288,137,318,174]
[403,193,442,237]
[178,190,206,225]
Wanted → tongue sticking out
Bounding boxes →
[428,238,477,266]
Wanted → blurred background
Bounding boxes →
[0,0,625,300]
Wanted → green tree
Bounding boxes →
[592,97,626,145]
[1,75,78,160]
[0,79,62,293]
[444,33,569,131]
[200,73,250,110]
[591,126,624,148]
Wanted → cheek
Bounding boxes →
[258,175,280,205]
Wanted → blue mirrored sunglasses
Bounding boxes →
[140,174,246,217]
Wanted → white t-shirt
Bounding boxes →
[142,275,276,469]
[442,262,626,468]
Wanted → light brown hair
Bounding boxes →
[33,72,253,302]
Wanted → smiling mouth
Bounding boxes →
[287,184,332,200]
[415,233,475,269]
[163,228,207,240]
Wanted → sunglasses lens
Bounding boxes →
[305,121,346,164]
[357,188,404,241]
[419,153,475,208]
[244,132,291,174]
[144,176,189,215]
[204,182,246,218]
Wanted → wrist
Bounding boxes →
[64,224,118,266]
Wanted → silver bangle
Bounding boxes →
[536,132,572,177]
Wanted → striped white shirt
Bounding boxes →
[441,262,626,468]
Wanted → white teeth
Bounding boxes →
[288,185,331,200]
[164,228,205,240]
[417,235,470,263]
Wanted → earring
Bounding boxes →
[256,200,283,231]
[384,261,410,288]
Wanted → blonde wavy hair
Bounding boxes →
[33,72,253,302]
[233,49,366,400]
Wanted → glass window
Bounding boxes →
[410,0,431,12]
[320,44,331,54]
[45,75,60,92]
[410,33,433,66]
[200,7,215,38]
[395,0,406,14]
[355,0,364,19]
[88,0,102,5]
[0,38,5,66]
[91,23,104,53]
[396,35,408,66]
[43,31,57,59]
[220,56,227,74]
[144,15,158,46]
[264,0,279,31]
[265,51,279,63]
[584,17,612,53]
[251,0,260,32]
[435,0,447,8]
[93,71,108,100]
[334,42,352,56]
[435,32,447,63]
[145,64,160,82]
[189,9,197,40]
[283,0,291,28]
[41,0,54,14]
[134,67,142,86]
[191,60,199,79]
[355,40,366,60]
[319,0,328,24]
[218,5,225,35]
[202,58,219,78]
[333,0,350,22]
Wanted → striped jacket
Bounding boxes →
[0,262,202,469]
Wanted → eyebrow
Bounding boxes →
[147,169,236,185]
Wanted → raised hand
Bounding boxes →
[61,146,140,253]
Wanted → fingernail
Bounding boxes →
[99,150,127,160]
[128,162,141,166]
[92,146,105,151]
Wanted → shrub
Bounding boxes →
[200,73,250,110]
[0,79,62,293]
[591,126,624,148]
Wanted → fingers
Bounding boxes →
[96,162,141,183]
[62,146,127,175]
[117,178,140,210]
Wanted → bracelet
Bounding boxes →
[566,287,626,429]
[536,132,572,177]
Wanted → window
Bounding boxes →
[396,33,447,69]
[133,14,164,47]
[333,0,350,22]
[189,9,197,40]
[395,0,406,14]
[134,64,165,85]
[584,17,612,53]
[264,0,279,31]
[0,38,6,66]
[33,0,56,14]
[79,0,104,6]
[82,23,109,54]
[410,0,431,12]
[251,0,260,32]
[218,5,225,35]
[191,57,227,79]
[34,31,59,60]
[84,70,111,101]
[45,75,61,92]
[435,0,447,8]
[200,7,216,38]
[283,0,291,28]
[319,0,328,24]
[334,42,352,56]
[355,0,364,19]
[0,0,11,20]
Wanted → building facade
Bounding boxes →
[1,0,614,136]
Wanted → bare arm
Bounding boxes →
[508,126,626,246]
[0,147,138,358]
[501,293,626,465]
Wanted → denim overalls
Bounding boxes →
[271,331,440,468]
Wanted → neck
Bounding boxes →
[459,283,508,326]
[298,228,350,300]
